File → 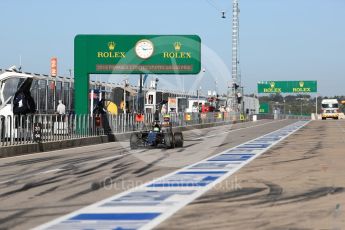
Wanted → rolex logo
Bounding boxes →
[108,42,116,51]
[270,81,275,88]
[174,42,181,51]
[299,81,304,87]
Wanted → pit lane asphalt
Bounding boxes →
[0,119,296,230]
[155,120,345,230]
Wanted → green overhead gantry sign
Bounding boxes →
[259,103,269,114]
[257,81,317,94]
[257,80,318,116]
[74,34,201,114]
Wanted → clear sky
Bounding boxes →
[0,0,344,96]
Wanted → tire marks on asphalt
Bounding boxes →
[191,181,345,207]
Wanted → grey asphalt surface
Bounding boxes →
[0,119,296,230]
[156,120,345,230]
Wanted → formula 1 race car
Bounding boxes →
[130,115,183,149]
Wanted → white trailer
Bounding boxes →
[321,98,339,120]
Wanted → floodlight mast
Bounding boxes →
[231,0,240,111]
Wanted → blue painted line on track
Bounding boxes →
[34,121,309,230]
[225,152,255,155]
[189,162,241,170]
[208,154,253,161]
[147,182,217,187]
[147,175,220,187]
[70,213,160,221]
[177,171,227,174]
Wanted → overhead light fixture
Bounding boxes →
[221,11,226,18]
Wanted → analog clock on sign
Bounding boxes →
[135,39,154,59]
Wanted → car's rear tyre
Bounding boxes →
[322,117,326,120]
[130,133,139,149]
[174,132,183,148]
[164,132,174,149]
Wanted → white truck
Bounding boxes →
[0,69,36,117]
[0,68,39,138]
[321,98,339,120]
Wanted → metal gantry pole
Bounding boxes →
[139,74,144,114]
[231,0,240,112]
[123,79,129,115]
[315,93,318,119]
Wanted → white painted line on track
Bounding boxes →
[33,120,309,230]
[0,119,282,162]
[0,120,281,185]
[0,153,130,185]
[0,142,123,162]
[191,119,285,140]
[39,169,63,174]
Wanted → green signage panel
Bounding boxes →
[74,34,201,114]
[257,81,317,94]
[259,103,269,114]
[75,34,201,75]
